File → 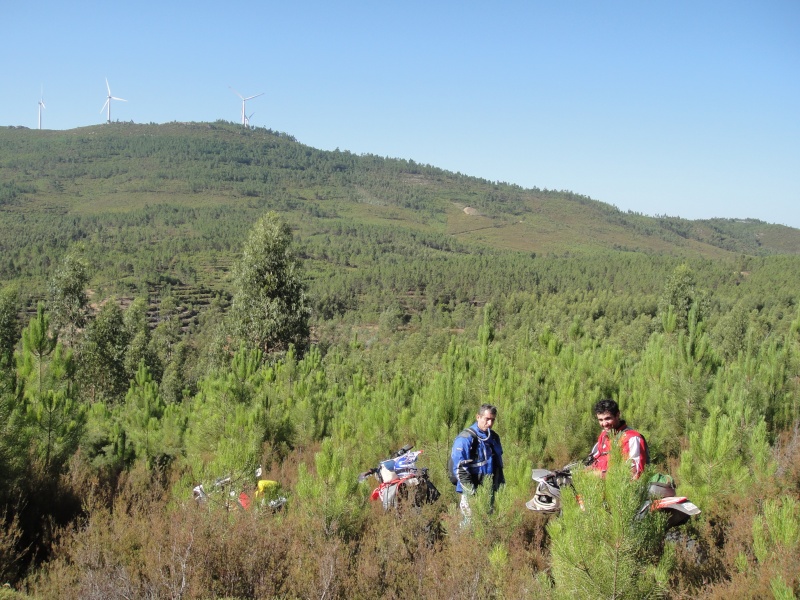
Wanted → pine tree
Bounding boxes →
[120,361,185,467]
[295,438,365,539]
[746,496,800,598]
[548,447,672,599]
[0,364,25,500]
[677,408,744,514]
[183,347,270,475]
[15,303,85,473]
[123,296,159,382]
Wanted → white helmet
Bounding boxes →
[526,480,562,514]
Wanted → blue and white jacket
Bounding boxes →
[450,422,504,494]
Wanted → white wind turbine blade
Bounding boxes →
[102,79,127,122]
[230,87,246,124]
[230,87,262,125]
[38,88,46,129]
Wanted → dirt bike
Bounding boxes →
[358,443,441,510]
[193,467,287,513]
[525,463,700,528]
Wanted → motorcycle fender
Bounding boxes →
[651,496,687,509]
[669,501,701,516]
[531,469,553,481]
[652,497,701,517]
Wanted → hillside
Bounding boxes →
[2,121,799,328]
[2,122,797,267]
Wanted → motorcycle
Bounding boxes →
[525,464,700,528]
[358,444,441,510]
[193,467,287,513]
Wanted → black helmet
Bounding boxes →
[647,474,676,498]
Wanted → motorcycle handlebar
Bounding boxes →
[358,443,416,482]
[391,443,414,458]
[358,468,379,483]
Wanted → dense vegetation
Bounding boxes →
[1,122,799,599]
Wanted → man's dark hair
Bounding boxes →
[478,403,498,416]
[593,399,620,416]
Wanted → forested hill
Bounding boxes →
[2,122,798,275]
[3,120,800,323]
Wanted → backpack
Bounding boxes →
[447,428,479,485]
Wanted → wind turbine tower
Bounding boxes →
[230,87,263,127]
[100,78,127,124]
[38,87,45,130]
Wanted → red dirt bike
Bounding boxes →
[526,463,700,528]
[358,444,441,510]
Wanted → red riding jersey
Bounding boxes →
[590,421,647,478]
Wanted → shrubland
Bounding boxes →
[1,123,799,598]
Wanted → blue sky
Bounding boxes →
[2,1,798,228]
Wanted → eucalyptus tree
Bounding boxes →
[0,286,19,371]
[123,296,159,381]
[48,248,90,348]
[228,212,310,358]
[658,264,709,334]
[78,300,130,404]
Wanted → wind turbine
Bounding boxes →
[38,86,45,130]
[100,78,127,124]
[230,87,263,127]
[245,111,255,128]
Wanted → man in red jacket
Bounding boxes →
[588,399,648,479]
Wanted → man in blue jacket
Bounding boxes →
[451,403,505,522]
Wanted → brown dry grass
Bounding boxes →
[19,433,800,599]
[23,457,552,600]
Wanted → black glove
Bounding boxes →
[457,460,476,494]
